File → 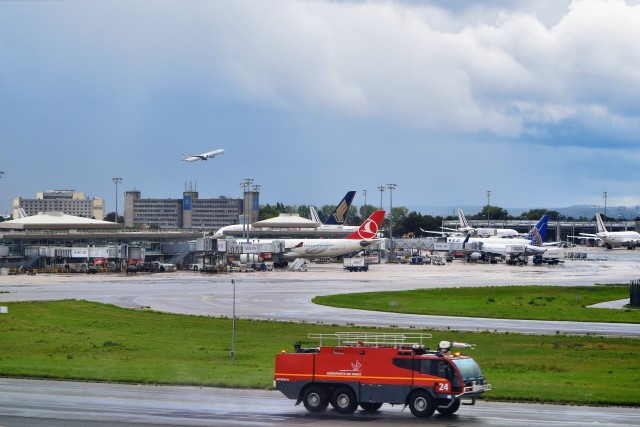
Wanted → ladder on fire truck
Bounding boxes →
[308,332,433,348]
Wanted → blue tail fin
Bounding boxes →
[324,191,356,225]
[526,214,549,246]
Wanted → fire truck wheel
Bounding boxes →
[408,390,436,418]
[359,402,383,412]
[331,387,358,414]
[302,386,328,412]
[436,398,460,415]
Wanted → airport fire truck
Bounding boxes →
[274,332,490,417]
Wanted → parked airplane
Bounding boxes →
[182,148,225,162]
[280,210,386,259]
[579,213,640,249]
[455,215,549,265]
[421,208,519,238]
[456,208,519,238]
[214,191,356,238]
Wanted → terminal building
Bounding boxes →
[13,190,104,220]
[124,190,256,230]
[0,187,260,272]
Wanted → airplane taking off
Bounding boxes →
[182,148,225,162]
[456,215,549,265]
[579,213,640,249]
[281,210,386,259]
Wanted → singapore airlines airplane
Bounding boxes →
[182,148,225,162]
[214,191,357,238]
[579,213,640,249]
[281,210,386,259]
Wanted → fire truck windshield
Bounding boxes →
[452,358,485,382]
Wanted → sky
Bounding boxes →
[2,0,640,218]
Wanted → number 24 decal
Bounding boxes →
[437,383,450,392]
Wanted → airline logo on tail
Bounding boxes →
[595,213,608,234]
[326,191,356,225]
[346,210,385,240]
[458,208,471,230]
[525,215,549,246]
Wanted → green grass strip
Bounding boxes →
[0,300,638,406]
[313,285,640,323]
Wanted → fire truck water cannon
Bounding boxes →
[438,341,476,354]
[274,332,491,418]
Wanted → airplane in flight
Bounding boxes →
[422,208,519,238]
[453,215,549,264]
[280,210,386,260]
[578,213,640,249]
[182,148,225,162]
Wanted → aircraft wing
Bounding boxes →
[578,233,598,238]
[420,228,462,237]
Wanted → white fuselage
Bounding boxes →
[596,231,640,248]
[282,238,383,259]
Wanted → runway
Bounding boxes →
[0,378,638,427]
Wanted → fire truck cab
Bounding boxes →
[274,332,490,417]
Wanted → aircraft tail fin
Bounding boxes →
[325,191,356,225]
[595,213,608,233]
[346,210,385,240]
[309,206,322,224]
[458,208,470,229]
[525,214,549,246]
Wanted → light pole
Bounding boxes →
[378,186,385,210]
[112,177,122,223]
[240,178,253,242]
[486,190,491,227]
[363,190,367,208]
[387,183,397,258]
[230,279,236,365]
[603,191,607,221]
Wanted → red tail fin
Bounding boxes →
[345,210,385,239]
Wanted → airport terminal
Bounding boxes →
[2,186,640,273]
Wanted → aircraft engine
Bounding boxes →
[469,252,483,261]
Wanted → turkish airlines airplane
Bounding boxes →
[182,148,225,162]
[579,213,640,249]
[281,210,386,259]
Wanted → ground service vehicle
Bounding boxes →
[274,332,490,417]
[343,257,368,272]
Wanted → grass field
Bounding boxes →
[313,285,640,323]
[0,299,639,406]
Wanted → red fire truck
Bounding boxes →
[274,332,490,417]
